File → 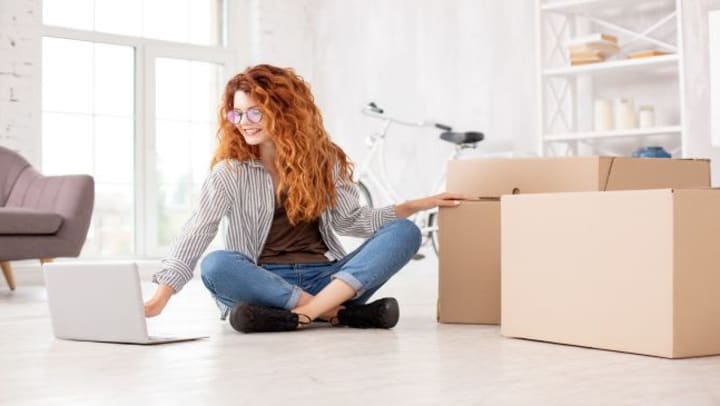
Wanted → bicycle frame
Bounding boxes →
[356,105,477,236]
[355,124,403,206]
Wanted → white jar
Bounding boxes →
[638,105,656,128]
[613,98,637,130]
[593,99,614,131]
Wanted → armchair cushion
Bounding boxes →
[0,207,64,235]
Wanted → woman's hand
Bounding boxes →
[395,192,476,218]
[144,284,175,318]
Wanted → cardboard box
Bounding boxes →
[501,189,720,358]
[438,157,711,325]
[447,156,710,196]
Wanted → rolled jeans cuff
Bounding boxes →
[284,285,303,310]
[331,271,365,299]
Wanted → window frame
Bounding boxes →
[40,12,235,258]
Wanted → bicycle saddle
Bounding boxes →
[439,131,485,145]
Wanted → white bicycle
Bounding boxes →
[356,102,485,258]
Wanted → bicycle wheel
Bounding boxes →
[357,180,373,208]
[341,181,375,255]
[428,212,439,256]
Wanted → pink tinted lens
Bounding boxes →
[247,108,262,123]
[226,110,240,124]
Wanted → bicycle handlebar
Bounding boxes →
[367,102,384,114]
[362,101,453,131]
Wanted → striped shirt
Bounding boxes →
[152,159,397,292]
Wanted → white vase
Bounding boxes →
[613,98,636,130]
[638,105,656,128]
[593,99,614,131]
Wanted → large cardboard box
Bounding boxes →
[438,157,710,324]
[501,189,720,358]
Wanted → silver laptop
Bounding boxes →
[43,261,207,345]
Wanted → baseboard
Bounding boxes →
[4,259,200,288]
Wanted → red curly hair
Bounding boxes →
[212,64,354,225]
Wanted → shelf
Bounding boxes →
[541,0,674,16]
[542,0,623,12]
[544,126,682,142]
[543,54,678,77]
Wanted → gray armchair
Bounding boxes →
[0,146,94,290]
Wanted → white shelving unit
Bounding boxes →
[536,0,686,157]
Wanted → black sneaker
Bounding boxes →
[336,297,400,329]
[229,303,309,333]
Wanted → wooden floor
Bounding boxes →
[2,247,720,405]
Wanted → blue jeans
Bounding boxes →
[200,218,421,319]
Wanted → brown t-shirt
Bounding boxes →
[258,193,331,265]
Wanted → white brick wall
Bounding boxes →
[0,0,41,167]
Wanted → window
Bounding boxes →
[42,0,222,46]
[41,1,232,258]
[149,56,224,254]
[42,38,135,256]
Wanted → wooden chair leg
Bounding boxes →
[40,258,55,265]
[1,261,16,291]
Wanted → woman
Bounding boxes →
[144,64,468,333]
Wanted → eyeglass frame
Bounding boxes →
[226,107,263,125]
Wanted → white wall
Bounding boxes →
[6,0,716,190]
[240,0,537,203]
[0,0,41,166]
[682,0,720,185]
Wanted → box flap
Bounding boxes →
[604,158,711,191]
[598,157,613,191]
[447,157,603,196]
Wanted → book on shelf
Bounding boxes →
[571,50,604,58]
[628,49,671,59]
[570,59,604,66]
[569,49,606,65]
[566,33,618,48]
[568,42,620,55]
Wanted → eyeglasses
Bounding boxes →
[226,107,263,124]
